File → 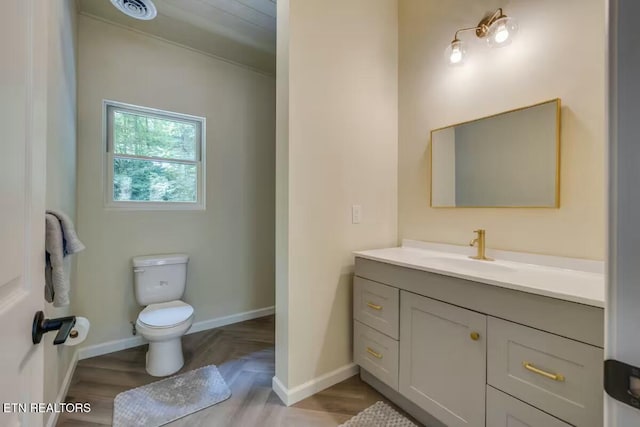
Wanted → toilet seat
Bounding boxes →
[138,300,194,328]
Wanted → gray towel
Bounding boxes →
[46,210,85,255]
[44,210,85,306]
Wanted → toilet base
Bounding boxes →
[145,337,184,377]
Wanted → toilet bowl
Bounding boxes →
[132,254,192,377]
[136,300,194,376]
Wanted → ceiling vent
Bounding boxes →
[110,0,157,21]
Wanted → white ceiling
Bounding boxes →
[78,0,277,74]
[157,0,276,53]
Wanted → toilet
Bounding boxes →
[133,254,194,377]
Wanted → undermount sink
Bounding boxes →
[423,257,516,274]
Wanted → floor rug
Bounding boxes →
[339,401,418,427]
[113,364,231,427]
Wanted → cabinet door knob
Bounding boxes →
[470,332,480,341]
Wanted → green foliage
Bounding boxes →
[113,111,197,160]
[112,110,199,203]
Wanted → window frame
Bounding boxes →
[103,100,206,211]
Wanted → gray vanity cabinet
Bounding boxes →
[399,292,487,427]
[353,256,604,427]
[486,386,571,427]
[487,317,603,426]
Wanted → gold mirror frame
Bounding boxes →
[429,98,561,209]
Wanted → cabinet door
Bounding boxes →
[399,291,487,427]
[486,386,571,427]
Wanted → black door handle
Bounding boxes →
[32,311,76,345]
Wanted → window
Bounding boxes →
[104,101,205,210]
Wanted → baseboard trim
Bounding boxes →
[272,363,360,406]
[78,334,145,360]
[187,306,275,335]
[78,306,275,360]
[45,350,79,427]
[272,376,290,406]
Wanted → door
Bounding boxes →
[399,291,487,427]
[607,0,640,426]
[0,1,49,426]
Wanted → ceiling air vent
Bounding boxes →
[110,0,157,21]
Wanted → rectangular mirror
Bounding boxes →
[430,99,560,208]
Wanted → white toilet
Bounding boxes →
[132,254,194,377]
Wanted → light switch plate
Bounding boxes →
[352,205,362,224]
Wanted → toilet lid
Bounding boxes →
[139,300,193,328]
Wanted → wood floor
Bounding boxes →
[57,315,411,426]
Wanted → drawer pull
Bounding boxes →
[367,302,383,311]
[523,362,565,382]
[366,347,383,359]
[470,332,480,341]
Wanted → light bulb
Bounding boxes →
[444,40,467,66]
[486,16,518,48]
[494,24,509,44]
[450,47,462,64]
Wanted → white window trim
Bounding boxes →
[102,100,206,211]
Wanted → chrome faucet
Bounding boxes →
[469,229,493,261]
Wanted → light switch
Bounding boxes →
[352,205,362,224]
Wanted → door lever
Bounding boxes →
[32,311,76,345]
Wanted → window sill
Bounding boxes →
[104,201,206,211]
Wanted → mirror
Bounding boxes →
[430,99,560,208]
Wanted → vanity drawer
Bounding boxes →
[487,317,603,427]
[354,277,399,339]
[354,320,399,390]
[486,386,571,427]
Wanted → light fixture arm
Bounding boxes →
[452,26,484,42]
[450,8,507,41]
[475,8,506,38]
[487,8,505,24]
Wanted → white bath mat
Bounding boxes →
[113,364,231,427]
[339,401,418,427]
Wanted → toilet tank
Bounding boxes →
[133,254,189,305]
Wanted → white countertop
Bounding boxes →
[354,241,605,308]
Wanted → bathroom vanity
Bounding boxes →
[353,241,605,427]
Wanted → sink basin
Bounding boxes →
[424,257,515,274]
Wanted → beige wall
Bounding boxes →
[399,0,606,259]
[44,0,77,419]
[76,16,275,347]
[275,0,291,387]
[276,0,398,390]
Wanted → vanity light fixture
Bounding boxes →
[446,8,518,66]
